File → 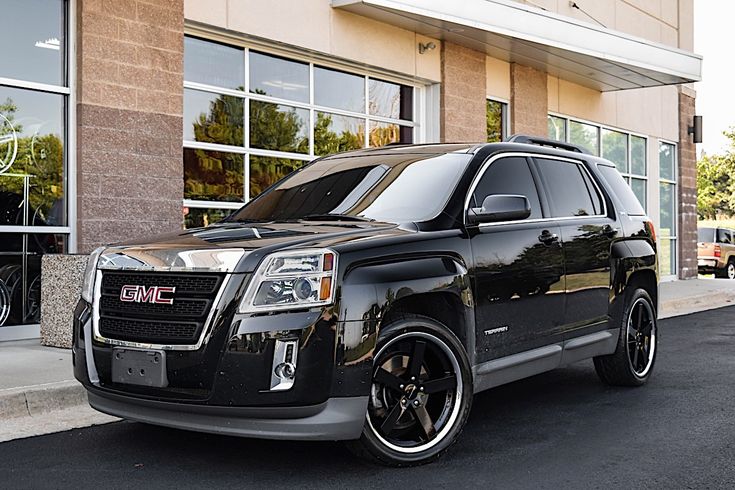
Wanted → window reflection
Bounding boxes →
[631,136,646,176]
[0,87,65,227]
[659,142,675,181]
[601,129,627,173]
[249,156,304,199]
[569,121,599,155]
[183,89,244,145]
[631,178,646,209]
[368,79,412,120]
[184,148,244,202]
[250,51,309,103]
[315,112,364,156]
[314,66,365,112]
[249,101,309,153]
[368,121,412,147]
[487,100,506,143]
[184,37,244,90]
[0,0,65,86]
[547,116,566,141]
[0,233,66,326]
[183,207,233,229]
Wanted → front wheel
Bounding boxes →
[594,288,657,386]
[347,315,473,466]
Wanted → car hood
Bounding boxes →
[97,221,410,273]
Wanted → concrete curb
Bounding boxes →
[659,290,735,319]
[0,380,87,419]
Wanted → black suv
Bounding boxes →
[73,136,659,466]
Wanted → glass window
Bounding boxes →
[601,129,627,173]
[630,178,646,210]
[659,182,676,237]
[183,148,244,202]
[184,37,244,90]
[536,158,600,217]
[229,153,472,224]
[314,112,364,156]
[0,87,65,227]
[486,100,507,143]
[717,229,732,244]
[183,89,244,146]
[249,101,309,153]
[314,66,365,112]
[659,239,675,276]
[597,165,645,216]
[631,136,646,176]
[659,142,676,181]
[0,0,65,86]
[569,121,599,155]
[698,227,715,243]
[369,79,412,120]
[472,157,542,219]
[249,156,304,199]
[368,121,412,147]
[183,207,233,229]
[0,233,66,327]
[249,51,309,103]
[548,115,566,142]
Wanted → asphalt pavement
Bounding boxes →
[2,306,735,489]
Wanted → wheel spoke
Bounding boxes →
[380,401,406,434]
[422,374,456,394]
[374,368,404,392]
[412,405,437,440]
[632,344,640,369]
[408,340,427,378]
[635,303,643,332]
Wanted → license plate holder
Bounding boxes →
[111,348,168,388]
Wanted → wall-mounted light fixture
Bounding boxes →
[688,115,703,143]
[418,41,436,54]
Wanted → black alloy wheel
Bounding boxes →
[626,296,656,377]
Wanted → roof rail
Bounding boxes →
[505,134,590,154]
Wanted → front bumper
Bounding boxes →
[88,388,368,441]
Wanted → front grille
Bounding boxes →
[98,271,225,345]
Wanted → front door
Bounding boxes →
[469,156,565,364]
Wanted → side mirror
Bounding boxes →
[467,194,531,224]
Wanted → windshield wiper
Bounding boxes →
[299,214,374,222]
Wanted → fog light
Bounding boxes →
[269,339,298,391]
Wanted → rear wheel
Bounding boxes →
[594,288,657,386]
[347,315,472,466]
[727,261,735,280]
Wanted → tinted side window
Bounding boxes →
[698,227,715,242]
[597,165,646,216]
[717,229,732,244]
[472,157,542,219]
[535,158,601,217]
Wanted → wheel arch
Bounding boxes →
[610,239,659,318]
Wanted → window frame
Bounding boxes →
[658,139,678,280]
[182,31,424,221]
[531,156,608,220]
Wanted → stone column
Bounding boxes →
[510,63,547,137]
[677,87,698,279]
[76,0,184,253]
[440,42,487,143]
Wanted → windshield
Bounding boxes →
[226,152,473,223]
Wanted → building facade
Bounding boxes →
[0,0,701,340]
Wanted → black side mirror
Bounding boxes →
[467,194,531,224]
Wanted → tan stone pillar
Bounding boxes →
[440,42,487,143]
[510,63,547,137]
[677,88,698,279]
[76,0,184,252]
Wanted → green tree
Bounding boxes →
[697,142,735,220]
[486,100,503,143]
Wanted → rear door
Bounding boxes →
[532,156,618,339]
[469,155,565,363]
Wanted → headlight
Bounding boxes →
[239,249,337,313]
[80,246,105,303]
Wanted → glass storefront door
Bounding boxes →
[0,0,69,338]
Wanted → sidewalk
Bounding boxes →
[0,277,733,441]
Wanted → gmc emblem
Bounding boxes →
[119,285,176,305]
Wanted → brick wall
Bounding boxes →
[76,0,184,252]
[678,90,697,279]
[510,64,547,137]
[440,42,487,143]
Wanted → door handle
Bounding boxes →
[538,230,559,245]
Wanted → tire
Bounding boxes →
[346,314,473,466]
[594,288,657,387]
[727,261,735,280]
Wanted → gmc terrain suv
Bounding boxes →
[73,136,659,466]
[698,226,735,279]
